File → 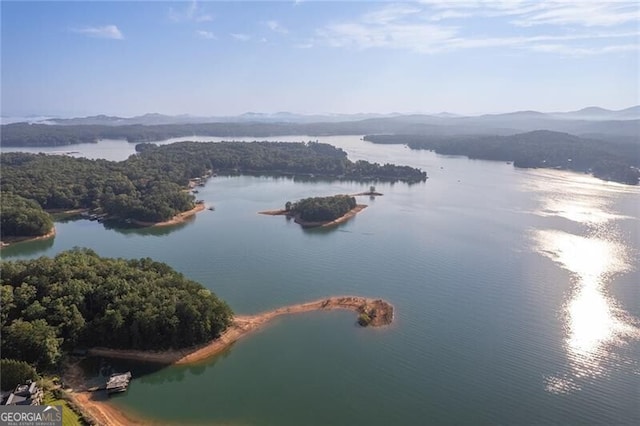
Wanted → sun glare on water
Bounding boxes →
[526,172,640,393]
[534,228,638,392]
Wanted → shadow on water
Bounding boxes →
[101,219,192,237]
[301,224,352,236]
[79,346,234,388]
[0,236,55,258]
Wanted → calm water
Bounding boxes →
[2,136,639,425]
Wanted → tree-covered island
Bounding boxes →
[1,141,426,241]
[262,194,365,228]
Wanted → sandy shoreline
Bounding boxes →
[76,296,393,425]
[259,204,368,228]
[352,191,383,197]
[0,227,56,248]
[88,296,393,365]
[298,204,367,228]
[1,204,206,249]
[130,203,206,228]
[67,392,149,426]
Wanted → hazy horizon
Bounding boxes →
[1,1,638,117]
[2,104,640,123]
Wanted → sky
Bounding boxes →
[1,0,638,117]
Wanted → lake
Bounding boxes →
[2,136,639,425]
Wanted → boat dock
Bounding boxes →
[105,372,132,395]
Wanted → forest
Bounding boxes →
[0,249,234,370]
[1,192,54,237]
[0,141,426,236]
[364,130,640,185]
[1,121,377,146]
[287,194,357,222]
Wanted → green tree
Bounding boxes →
[0,359,38,391]
[1,319,62,368]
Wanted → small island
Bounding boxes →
[353,185,384,197]
[261,194,367,228]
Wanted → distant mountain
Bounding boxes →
[480,110,549,119]
[42,112,406,126]
[552,106,640,121]
[4,106,637,146]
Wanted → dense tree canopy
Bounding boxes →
[288,195,357,222]
[0,141,426,231]
[1,249,234,369]
[1,192,54,237]
[0,359,39,391]
[364,131,640,185]
[0,122,369,146]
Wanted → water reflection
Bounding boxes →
[534,229,638,392]
[0,235,55,257]
[528,170,635,225]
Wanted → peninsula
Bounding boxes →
[64,296,393,425]
[0,249,395,425]
[87,296,393,365]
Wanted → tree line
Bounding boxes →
[1,121,388,146]
[1,192,54,237]
[0,249,234,370]
[364,130,640,185]
[0,141,426,237]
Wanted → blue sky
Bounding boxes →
[1,1,638,117]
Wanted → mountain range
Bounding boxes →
[3,106,638,127]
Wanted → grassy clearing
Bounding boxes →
[43,391,84,426]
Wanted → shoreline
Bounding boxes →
[67,392,148,426]
[88,296,393,365]
[259,204,368,228]
[76,296,393,425]
[0,227,56,249]
[297,204,367,228]
[352,191,383,197]
[129,203,206,228]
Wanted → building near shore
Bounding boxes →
[2,381,42,406]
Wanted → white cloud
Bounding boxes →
[231,33,251,41]
[318,2,640,55]
[169,0,212,23]
[512,2,640,27]
[196,30,217,40]
[266,20,289,34]
[71,25,123,40]
[530,43,639,55]
[361,4,423,25]
[420,1,640,27]
[320,22,457,53]
[429,10,473,21]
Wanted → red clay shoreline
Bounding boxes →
[72,296,394,425]
[259,204,368,228]
[0,227,56,249]
[129,203,206,227]
[88,296,393,365]
[1,204,205,249]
